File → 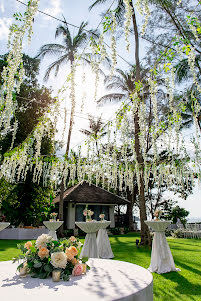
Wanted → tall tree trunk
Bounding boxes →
[130,2,151,245]
[58,60,74,236]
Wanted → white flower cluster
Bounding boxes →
[0,0,39,136]
[110,14,117,78]
[123,0,133,51]
[136,0,150,36]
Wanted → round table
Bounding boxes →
[75,221,111,258]
[43,221,63,240]
[97,221,114,258]
[0,222,10,232]
[145,220,180,274]
[0,259,153,301]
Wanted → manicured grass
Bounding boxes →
[0,233,201,301]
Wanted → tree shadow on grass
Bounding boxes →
[160,271,201,297]
[168,240,201,248]
[174,260,201,277]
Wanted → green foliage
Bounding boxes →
[0,174,55,226]
[168,205,190,225]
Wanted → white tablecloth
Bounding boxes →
[0,259,153,301]
[97,222,114,258]
[43,221,63,240]
[145,220,180,274]
[0,222,10,232]
[76,221,111,258]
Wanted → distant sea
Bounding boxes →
[187,217,201,223]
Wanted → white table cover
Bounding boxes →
[0,222,10,232]
[97,221,114,259]
[145,220,180,274]
[76,221,108,258]
[43,221,63,240]
[0,259,153,301]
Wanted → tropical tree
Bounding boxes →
[90,0,155,244]
[36,19,97,232]
[80,114,106,155]
[0,54,56,225]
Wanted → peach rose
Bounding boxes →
[71,258,78,266]
[68,246,78,256]
[65,248,74,261]
[38,247,49,259]
[69,236,77,242]
[24,241,32,249]
[72,264,83,276]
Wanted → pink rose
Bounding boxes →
[72,264,83,276]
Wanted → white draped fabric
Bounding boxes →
[0,259,153,301]
[145,220,180,274]
[43,221,63,240]
[76,221,111,258]
[0,222,10,232]
[97,228,114,258]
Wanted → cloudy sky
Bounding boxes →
[0,0,200,219]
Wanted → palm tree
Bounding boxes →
[90,0,151,245]
[36,20,96,232]
[36,20,95,81]
[80,114,106,155]
[97,67,150,104]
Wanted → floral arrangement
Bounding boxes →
[83,205,94,222]
[99,213,105,221]
[154,209,162,221]
[13,234,89,281]
[49,212,58,221]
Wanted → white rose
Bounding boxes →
[51,252,67,269]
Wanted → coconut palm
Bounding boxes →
[97,67,150,104]
[36,20,96,80]
[80,114,106,155]
[36,19,97,231]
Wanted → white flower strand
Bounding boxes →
[0,0,39,135]
[123,0,133,51]
[110,14,117,78]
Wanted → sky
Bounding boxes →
[0,0,200,220]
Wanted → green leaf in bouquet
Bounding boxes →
[81,257,88,264]
[52,241,60,248]
[17,263,24,271]
[86,265,90,270]
[30,246,36,253]
[44,264,53,273]
[31,274,39,278]
[33,261,42,268]
[62,274,70,281]
[39,273,48,279]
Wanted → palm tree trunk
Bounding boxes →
[58,59,75,236]
[130,1,151,245]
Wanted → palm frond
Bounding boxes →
[36,44,66,59]
[43,54,69,81]
[97,93,125,105]
[89,0,109,11]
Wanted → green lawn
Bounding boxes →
[0,233,201,301]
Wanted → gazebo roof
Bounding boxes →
[53,181,130,205]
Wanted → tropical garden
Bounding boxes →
[0,0,201,300]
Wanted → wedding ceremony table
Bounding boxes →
[43,221,63,240]
[145,220,180,274]
[75,221,111,258]
[97,221,114,258]
[0,222,10,232]
[0,259,153,301]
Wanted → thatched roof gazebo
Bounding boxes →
[53,181,130,229]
